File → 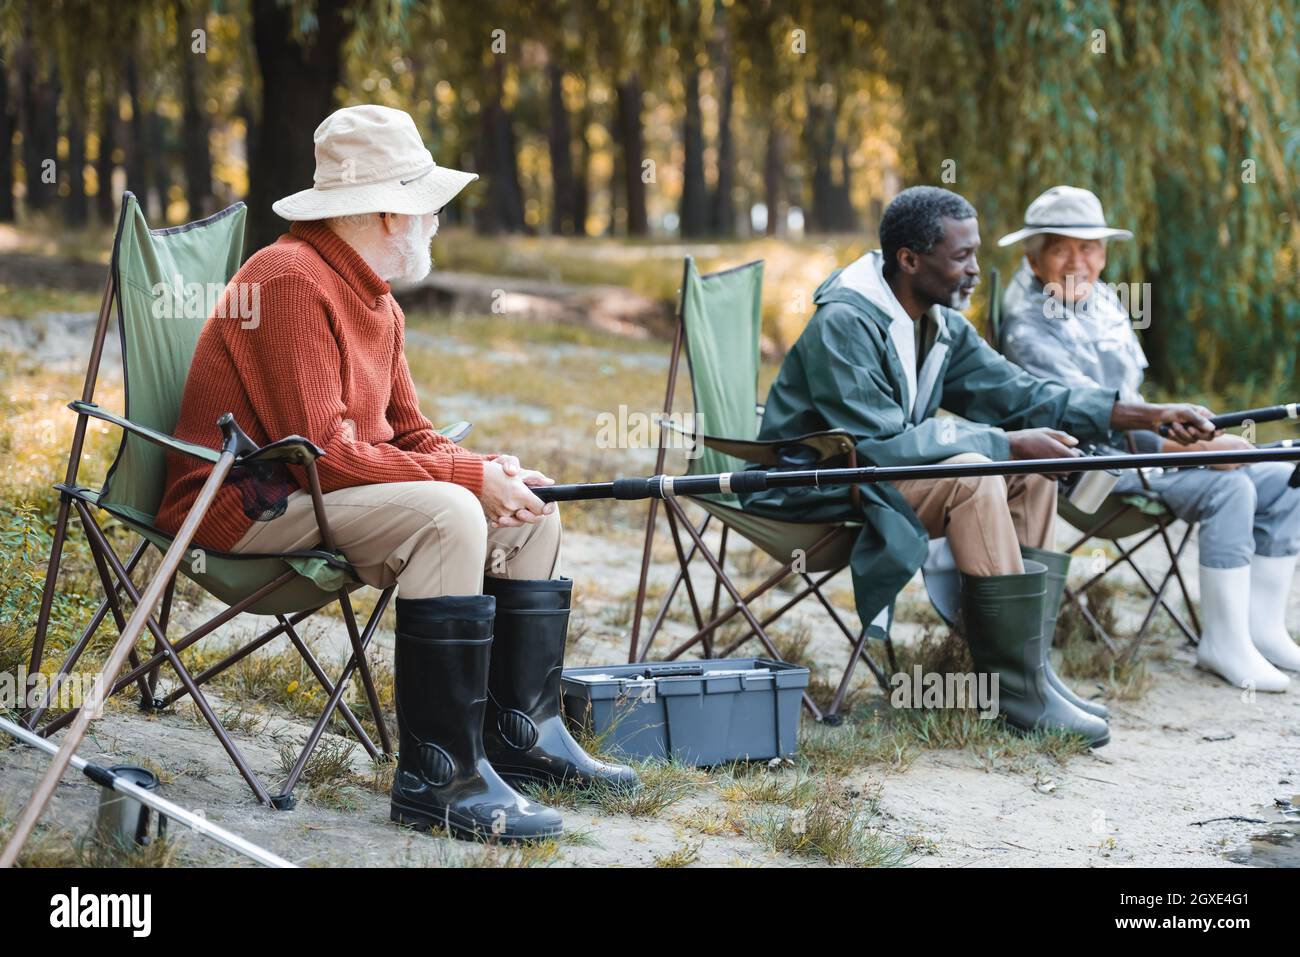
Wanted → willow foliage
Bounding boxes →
[880,0,1299,401]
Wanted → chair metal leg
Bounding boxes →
[274,587,393,806]
[825,627,876,723]
[39,568,301,735]
[278,615,379,759]
[665,500,824,721]
[23,539,150,728]
[73,501,274,805]
[636,514,710,663]
[706,525,729,657]
[336,588,394,756]
[662,502,706,631]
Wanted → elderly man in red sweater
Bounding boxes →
[156,105,636,842]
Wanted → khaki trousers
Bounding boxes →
[890,453,1056,577]
[232,481,562,599]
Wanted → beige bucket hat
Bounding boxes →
[997,185,1133,247]
[272,105,478,221]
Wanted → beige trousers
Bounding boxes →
[891,453,1056,577]
[232,481,562,599]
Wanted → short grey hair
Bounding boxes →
[327,212,383,230]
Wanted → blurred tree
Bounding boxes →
[247,0,351,251]
[178,0,214,219]
[880,0,1300,397]
[0,41,14,222]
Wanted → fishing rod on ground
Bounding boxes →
[0,715,295,868]
[1157,402,1299,437]
[533,445,1300,504]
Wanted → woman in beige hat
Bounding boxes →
[157,105,639,843]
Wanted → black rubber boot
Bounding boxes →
[389,594,563,842]
[1021,546,1110,720]
[960,561,1110,747]
[482,577,641,792]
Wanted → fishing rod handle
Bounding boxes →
[536,471,772,502]
[1158,402,1298,437]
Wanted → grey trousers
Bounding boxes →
[1114,462,1300,568]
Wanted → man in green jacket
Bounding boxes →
[743,186,1216,745]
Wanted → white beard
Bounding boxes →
[391,214,437,284]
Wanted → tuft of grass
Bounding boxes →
[653,842,702,867]
[276,736,367,811]
[1056,580,1153,701]
[522,758,706,819]
[716,765,819,808]
[746,785,910,867]
[671,805,746,836]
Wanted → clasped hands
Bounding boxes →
[479,453,556,528]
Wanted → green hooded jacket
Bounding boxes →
[741,252,1118,632]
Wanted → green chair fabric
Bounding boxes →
[91,193,352,610]
[680,257,764,499]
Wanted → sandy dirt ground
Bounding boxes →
[3,312,1299,868]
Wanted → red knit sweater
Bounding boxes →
[154,221,485,552]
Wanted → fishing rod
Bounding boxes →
[534,445,1300,503]
[0,715,295,868]
[1157,402,1299,437]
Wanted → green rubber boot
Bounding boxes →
[960,560,1110,747]
[1021,546,1111,721]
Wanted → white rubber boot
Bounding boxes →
[1249,554,1300,672]
[1196,564,1289,692]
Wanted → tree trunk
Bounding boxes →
[20,33,59,213]
[149,109,172,223]
[123,55,152,216]
[96,74,117,224]
[66,105,87,226]
[679,60,706,238]
[476,57,526,235]
[834,141,856,232]
[804,85,838,234]
[248,0,349,253]
[180,0,214,219]
[708,9,735,236]
[615,72,647,236]
[572,100,590,237]
[763,121,782,237]
[547,62,577,236]
[0,50,15,223]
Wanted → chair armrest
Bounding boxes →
[437,420,473,443]
[70,401,325,469]
[703,429,856,467]
[239,435,325,467]
[70,401,220,464]
[658,417,855,467]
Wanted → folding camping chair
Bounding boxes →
[626,257,901,724]
[21,192,472,809]
[985,267,1202,654]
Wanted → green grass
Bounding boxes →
[745,784,910,867]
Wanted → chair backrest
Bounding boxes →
[678,256,765,499]
[98,193,247,520]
